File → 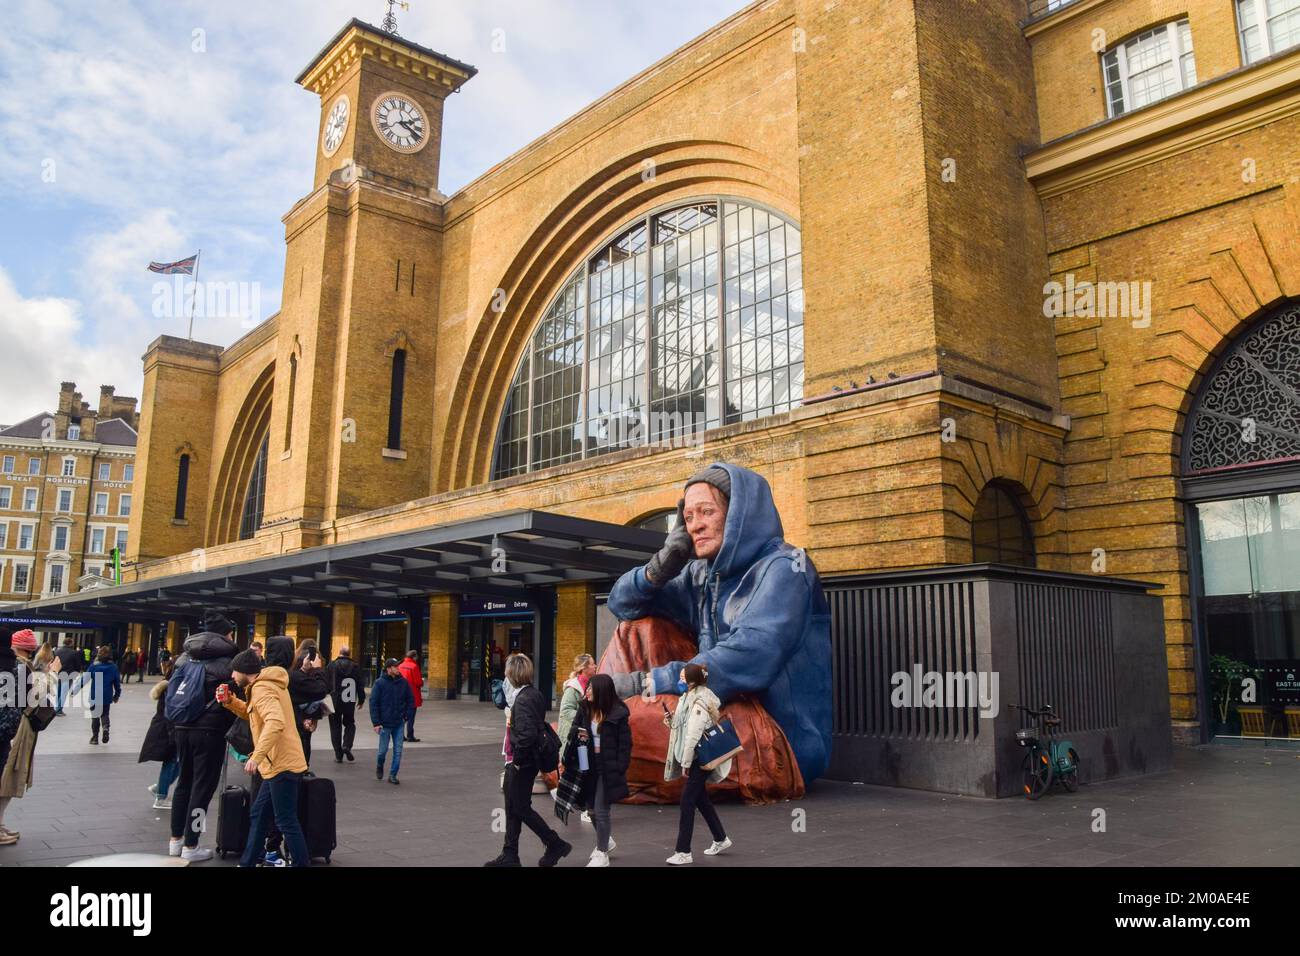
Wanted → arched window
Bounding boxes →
[387,348,406,451]
[492,198,805,478]
[238,436,269,540]
[635,509,679,534]
[971,482,1035,567]
[174,454,190,520]
[1185,303,1300,473]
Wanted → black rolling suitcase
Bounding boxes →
[296,773,337,864]
[216,750,251,859]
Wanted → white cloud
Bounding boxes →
[0,267,140,424]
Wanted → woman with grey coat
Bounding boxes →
[663,662,732,865]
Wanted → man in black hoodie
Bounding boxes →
[53,637,84,716]
[166,610,238,863]
[325,646,364,762]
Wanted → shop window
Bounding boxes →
[971,483,1035,567]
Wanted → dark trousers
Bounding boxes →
[503,764,560,860]
[676,767,726,853]
[298,725,313,767]
[405,708,418,739]
[328,703,356,758]
[170,730,226,847]
[241,771,309,867]
[90,703,111,739]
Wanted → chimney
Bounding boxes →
[57,382,77,414]
[98,385,115,419]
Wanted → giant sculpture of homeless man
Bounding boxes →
[607,462,832,788]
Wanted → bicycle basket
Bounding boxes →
[1014,728,1037,746]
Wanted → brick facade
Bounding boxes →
[118,2,1300,739]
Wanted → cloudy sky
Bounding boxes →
[0,0,747,425]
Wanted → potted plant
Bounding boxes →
[1209,654,1260,737]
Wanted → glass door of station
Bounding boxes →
[361,613,410,687]
[457,607,534,701]
[1194,490,1300,742]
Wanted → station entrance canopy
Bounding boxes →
[3,511,665,626]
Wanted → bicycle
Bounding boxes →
[1011,703,1080,800]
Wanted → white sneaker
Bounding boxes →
[580,810,591,823]
[704,837,732,856]
[587,850,610,867]
[152,797,172,810]
[180,846,213,862]
[666,851,693,865]
[147,783,158,796]
[588,838,616,858]
[168,838,183,858]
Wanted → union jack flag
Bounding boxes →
[147,254,198,275]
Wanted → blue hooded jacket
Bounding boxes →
[607,462,832,784]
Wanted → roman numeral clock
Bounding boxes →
[371,92,428,153]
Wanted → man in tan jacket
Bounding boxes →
[218,648,310,867]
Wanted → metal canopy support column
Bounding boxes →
[529,588,556,705]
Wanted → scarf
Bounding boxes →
[502,679,525,761]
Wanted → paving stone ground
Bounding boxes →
[2,678,1298,867]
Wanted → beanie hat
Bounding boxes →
[11,629,37,652]
[203,610,235,636]
[684,465,731,502]
[231,649,262,675]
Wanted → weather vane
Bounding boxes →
[381,0,409,35]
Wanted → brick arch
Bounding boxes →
[208,362,275,546]
[1142,192,1300,468]
[941,408,1066,568]
[434,139,800,493]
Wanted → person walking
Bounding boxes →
[139,658,178,810]
[568,673,630,867]
[286,643,329,767]
[85,645,122,745]
[663,663,733,865]
[217,649,311,867]
[120,646,138,685]
[325,646,364,763]
[557,653,595,766]
[484,653,571,868]
[397,650,423,742]
[166,611,238,863]
[0,629,59,846]
[368,658,413,784]
[135,648,147,683]
[53,637,83,717]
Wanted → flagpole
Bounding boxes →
[187,249,202,340]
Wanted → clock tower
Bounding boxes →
[256,20,475,544]
[296,18,476,195]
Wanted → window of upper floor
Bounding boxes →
[119,493,132,517]
[22,488,37,511]
[94,492,109,515]
[1103,19,1197,119]
[17,524,33,550]
[0,456,13,474]
[27,458,39,475]
[1238,0,1300,65]
[123,463,134,482]
[0,488,9,510]
[67,425,80,441]
[57,488,73,512]
[61,457,75,477]
[97,462,110,481]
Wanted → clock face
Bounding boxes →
[371,92,428,153]
[322,95,349,157]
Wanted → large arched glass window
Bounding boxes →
[492,198,804,478]
[238,435,269,540]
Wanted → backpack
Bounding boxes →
[491,678,506,710]
[537,721,561,774]
[165,659,212,724]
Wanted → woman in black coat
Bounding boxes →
[138,659,178,808]
[570,673,631,867]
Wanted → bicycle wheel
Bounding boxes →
[1060,748,1080,792]
[1021,748,1052,800]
